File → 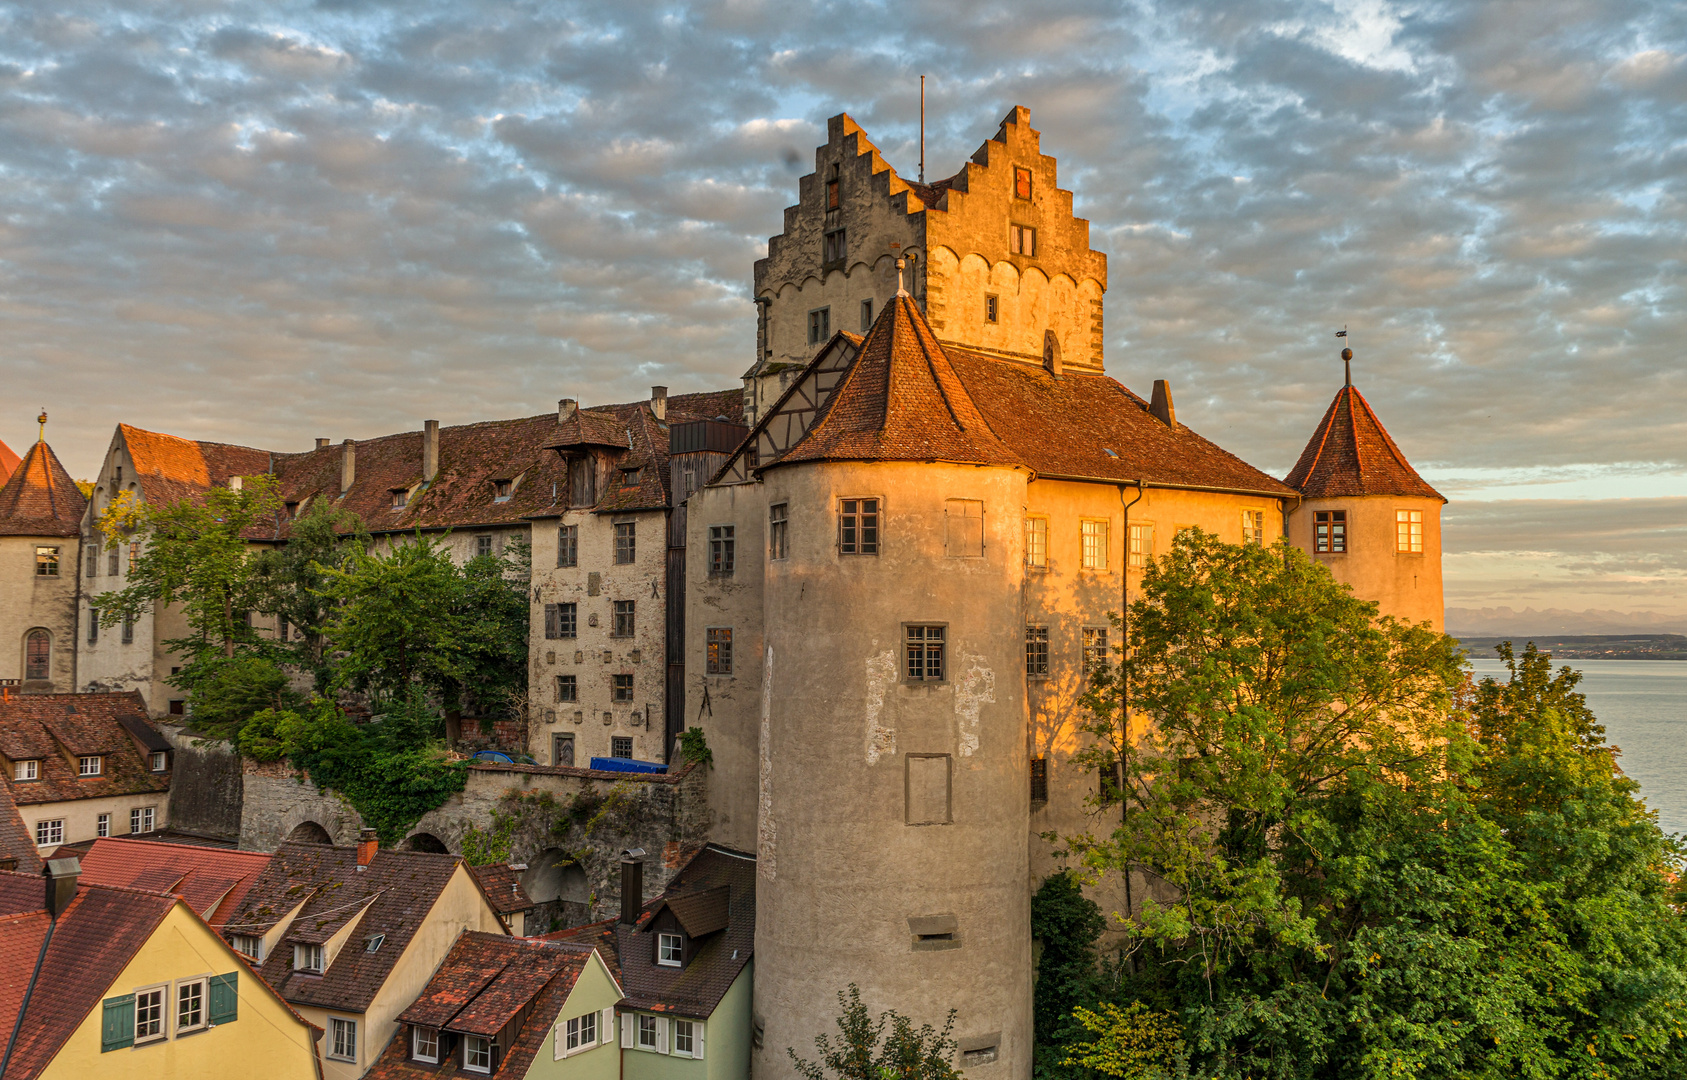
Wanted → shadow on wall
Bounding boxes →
[287,821,333,844]
[403,833,449,853]
[523,848,591,931]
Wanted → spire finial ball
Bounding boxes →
[1341,347,1352,362]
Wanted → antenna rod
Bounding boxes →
[919,75,925,184]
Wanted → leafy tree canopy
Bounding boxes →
[791,986,963,1080]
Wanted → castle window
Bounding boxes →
[1025,516,1048,568]
[860,299,873,331]
[621,467,642,486]
[1242,510,1266,546]
[86,547,98,577]
[706,628,733,675]
[839,498,879,555]
[1128,522,1154,569]
[545,603,577,640]
[122,614,135,644]
[1030,756,1048,803]
[708,525,735,576]
[985,294,999,324]
[1083,627,1109,681]
[904,624,946,682]
[129,540,140,571]
[1080,519,1109,570]
[34,819,62,846]
[476,535,493,557]
[24,631,49,680]
[1315,510,1347,553]
[88,608,99,644]
[558,525,578,567]
[826,166,840,210]
[823,229,846,265]
[769,504,788,560]
[556,675,577,703]
[1015,166,1033,200]
[1396,509,1423,553]
[612,736,634,760]
[613,600,636,638]
[1009,224,1036,257]
[108,549,120,576]
[614,521,636,564]
[34,547,58,576]
[808,307,831,344]
[613,674,634,702]
[1026,626,1049,678]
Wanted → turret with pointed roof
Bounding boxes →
[1285,367,1445,630]
[0,437,20,489]
[0,439,88,538]
[0,432,87,692]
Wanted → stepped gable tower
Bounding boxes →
[0,426,88,693]
[1284,356,1446,630]
[747,106,1107,424]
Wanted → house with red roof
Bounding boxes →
[0,857,321,1079]
[0,426,88,696]
[75,835,270,928]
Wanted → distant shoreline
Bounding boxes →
[1456,634,1687,662]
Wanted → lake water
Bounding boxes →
[1468,658,1687,837]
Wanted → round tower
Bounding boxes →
[1284,349,1446,630]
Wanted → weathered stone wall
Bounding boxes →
[236,757,365,850]
[0,534,81,693]
[159,723,244,840]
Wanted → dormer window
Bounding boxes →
[391,488,409,509]
[285,501,299,518]
[78,755,102,777]
[621,467,643,487]
[13,760,38,782]
[294,943,324,973]
[412,1026,439,1064]
[232,935,263,960]
[494,480,513,502]
[657,931,683,967]
[150,751,168,772]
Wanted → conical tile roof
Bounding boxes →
[0,440,87,537]
[773,293,1022,469]
[0,437,19,488]
[1285,385,1443,501]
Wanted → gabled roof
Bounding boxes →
[119,424,277,510]
[0,782,42,875]
[769,294,1020,470]
[0,437,20,488]
[544,843,755,1020]
[0,693,170,807]
[224,842,487,1013]
[370,933,605,1080]
[1285,384,1444,502]
[469,864,535,916]
[0,441,87,538]
[76,837,271,928]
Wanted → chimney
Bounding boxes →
[1150,380,1177,429]
[559,398,577,423]
[356,828,379,868]
[422,420,440,484]
[44,857,79,918]
[315,438,330,450]
[229,476,243,491]
[619,848,646,925]
[340,440,356,494]
[651,386,668,421]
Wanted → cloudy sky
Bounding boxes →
[1,0,1683,628]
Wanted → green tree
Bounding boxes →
[249,498,368,691]
[447,538,531,720]
[316,534,468,701]
[790,986,962,1080]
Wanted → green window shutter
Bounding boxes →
[101,995,135,1052]
[209,972,239,1025]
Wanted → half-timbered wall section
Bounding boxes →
[716,336,862,487]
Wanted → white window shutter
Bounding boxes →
[555,1022,565,1060]
[620,1013,634,1049]
[656,1017,669,1055]
[600,1007,614,1046]
[694,1021,705,1060]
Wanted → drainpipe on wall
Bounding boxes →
[1116,479,1145,931]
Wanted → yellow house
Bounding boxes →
[0,857,322,1079]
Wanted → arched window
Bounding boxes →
[24,631,50,681]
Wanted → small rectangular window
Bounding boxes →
[1015,166,1033,200]
[14,760,37,781]
[296,943,324,973]
[330,1017,357,1062]
[131,806,155,834]
[97,813,110,837]
[413,1027,439,1063]
[108,549,120,576]
[35,546,59,576]
[556,675,577,703]
[232,935,263,961]
[135,986,165,1043]
[1030,756,1048,803]
[637,1014,659,1050]
[1128,522,1154,569]
[1025,516,1047,568]
[177,978,207,1033]
[839,498,880,555]
[392,488,408,509]
[706,628,733,675]
[1081,519,1109,570]
[614,521,636,564]
[657,932,683,967]
[769,504,788,560]
[168,700,185,716]
[1026,626,1049,678]
[86,548,98,578]
[860,299,873,331]
[1396,509,1424,553]
[1242,510,1265,546]
[674,1019,696,1056]
[807,307,831,344]
[613,599,635,638]
[128,540,140,571]
[494,479,513,501]
[985,294,999,323]
[823,229,846,265]
[580,1011,597,1046]
[709,525,736,576]
[826,177,839,210]
[78,755,102,777]
[1009,224,1037,257]
[558,525,578,567]
[466,1033,493,1071]
[1314,510,1347,553]
[545,602,578,640]
[944,499,984,558]
[476,535,493,558]
[121,615,134,644]
[35,819,63,846]
[611,736,634,759]
[1083,627,1109,681]
[904,625,946,682]
[150,751,167,772]
[613,674,635,702]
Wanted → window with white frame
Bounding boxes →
[1025,516,1048,568]
[1128,522,1154,569]
[1081,519,1109,570]
[1083,627,1110,682]
[637,1014,660,1050]
[131,806,155,834]
[295,943,324,973]
[658,932,683,967]
[150,751,167,772]
[412,1026,439,1063]
[1242,510,1266,546]
[35,546,59,577]
[329,1017,357,1062]
[1396,509,1423,553]
[35,819,62,846]
[1026,626,1049,678]
[674,1019,699,1056]
[13,760,37,782]
[135,985,166,1043]
[769,504,788,560]
[464,1034,492,1072]
[232,935,263,961]
[97,813,110,838]
[177,977,207,1033]
[566,1010,598,1051]
[78,755,102,777]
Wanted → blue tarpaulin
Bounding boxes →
[589,757,668,775]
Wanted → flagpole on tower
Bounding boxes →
[1335,327,1351,387]
[919,75,926,184]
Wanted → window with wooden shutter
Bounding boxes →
[101,995,135,1052]
[209,971,238,1025]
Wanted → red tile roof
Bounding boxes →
[119,423,277,511]
[1285,385,1444,501]
[371,933,601,1080]
[0,782,42,875]
[469,864,534,916]
[0,437,20,489]
[0,441,87,538]
[77,837,271,927]
[0,693,170,807]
